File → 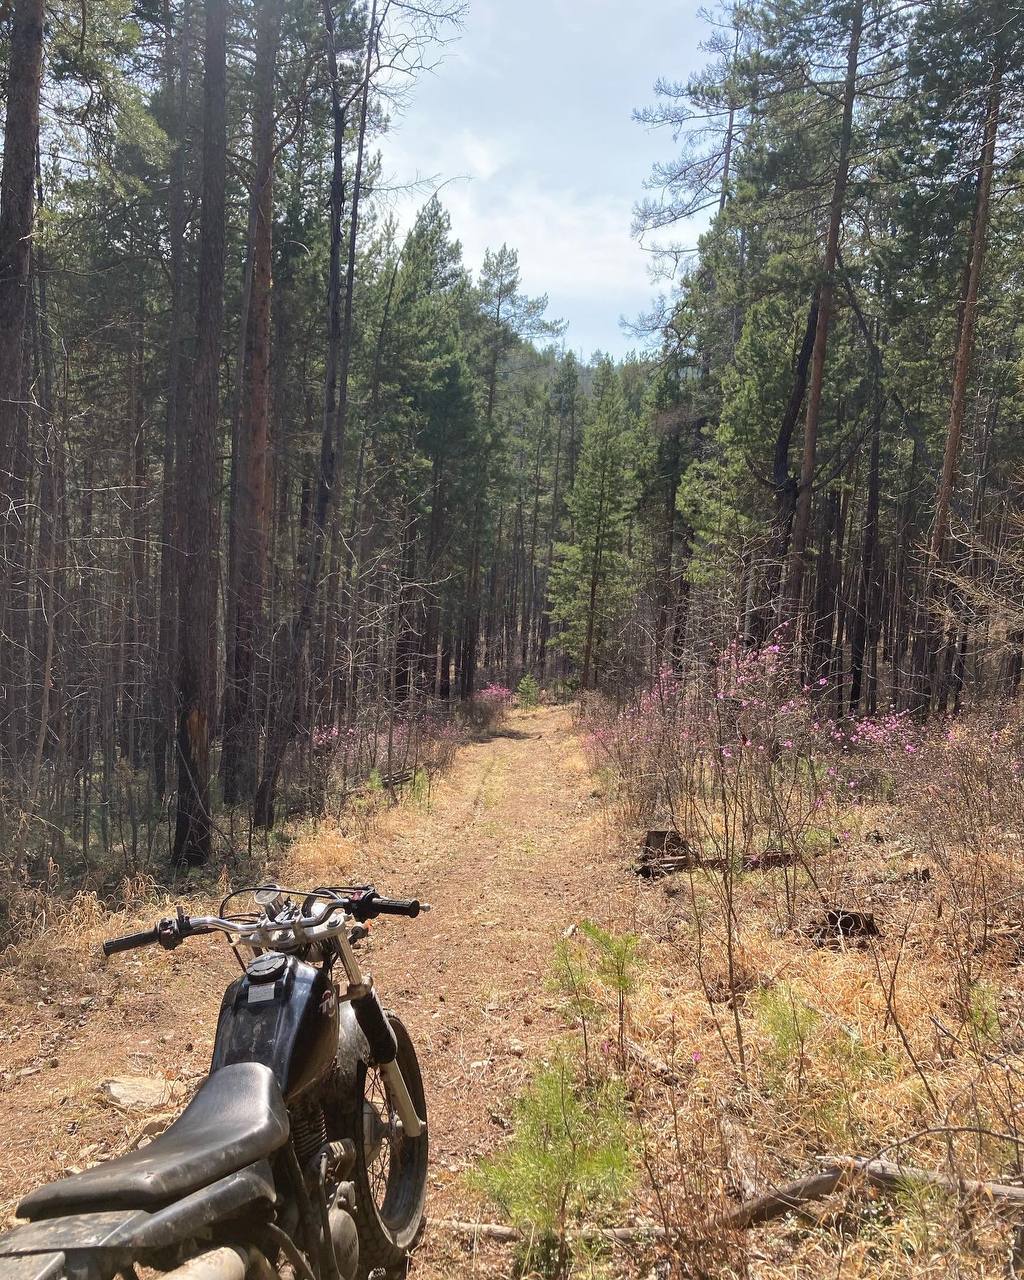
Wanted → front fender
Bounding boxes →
[333,1000,371,1098]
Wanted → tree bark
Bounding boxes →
[0,0,44,504]
[222,0,283,805]
[785,0,863,625]
[173,0,227,863]
[154,0,192,803]
[849,381,882,713]
[253,0,378,828]
[912,56,1002,710]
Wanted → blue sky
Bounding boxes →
[377,0,709,359]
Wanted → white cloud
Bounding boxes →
[442,176,644,302]
[369,0,715,354]
[377,127,653,351]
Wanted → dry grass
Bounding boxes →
[568,673,1024,1277]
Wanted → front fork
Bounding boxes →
[334,930,425,1139]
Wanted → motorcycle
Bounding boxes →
[0,884,430,1280]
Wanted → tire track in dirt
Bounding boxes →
[348,705,632,1274]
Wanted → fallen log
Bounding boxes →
[711,1168,845,1231]
[711,1155,1024,1232]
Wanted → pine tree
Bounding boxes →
[550,361,636,690]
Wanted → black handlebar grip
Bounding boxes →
[102,927,160,956]
[374,897,421,918]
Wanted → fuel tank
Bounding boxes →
[210,953,339,1102]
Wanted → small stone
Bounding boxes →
[508,1039,526,1058]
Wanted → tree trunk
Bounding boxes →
[912,57,1002,711]
[154,0,192,803]
[222,0,282,805]
[173,0,227,864]
[754,292,819,640]
[785,0,863,625]
[253,0,378,829]
[849,381,882,713]
[0,0,45,501]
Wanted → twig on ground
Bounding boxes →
[435,1219,669,1244]
[624,1035,678,1082]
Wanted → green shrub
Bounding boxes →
[516,674,541,708]
[754,982,819,1067]
[551,921,643,1077]
[475,1060,635,1277]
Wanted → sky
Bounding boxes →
[376,0,709,360]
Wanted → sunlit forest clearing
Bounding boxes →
[2,0,1024,1274]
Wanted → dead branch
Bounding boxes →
[711,1155,1024,1233]
[435,1155,1024,1251]
[434,1219,669,1244]
[834,1156,1024,1213]
[624,1036,678,1083]
[710,1168,846,1231]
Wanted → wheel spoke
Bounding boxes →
[364,1066,395,1213]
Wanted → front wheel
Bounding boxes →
[338,1014,428,1278]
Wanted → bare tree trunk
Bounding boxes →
[915,58,1003,709]
[154,0,192,803]
[849,380,882,712]
[753,292,819,640]
[173,0,227,863]
[222,0,283,805]
[785,0,863,626]
[0,0,44,499]
[253,0,378,828]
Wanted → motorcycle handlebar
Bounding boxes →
[102,926,161,956]
[102,891,426,956]
[348,893,425,921]
[373,897,423,918]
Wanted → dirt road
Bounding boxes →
[0,705,632,1275]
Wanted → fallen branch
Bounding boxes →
[624,1036,678,1083]
[436,1221,521,1243]
[435,1219,668,1245]
[834,1156,1024,1212]
[710,1168,845,1231]
[711,1155,1024,1233]
[435,1156,1024,1252]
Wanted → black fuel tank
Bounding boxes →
[211,953,339,1102]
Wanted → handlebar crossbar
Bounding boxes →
[101,887,428,957]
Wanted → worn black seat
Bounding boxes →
[18,1063,289,1219]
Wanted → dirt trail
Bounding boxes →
[339,705,631,1272]
[0,705,632,1275]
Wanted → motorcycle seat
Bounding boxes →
[18,1063,290,1219]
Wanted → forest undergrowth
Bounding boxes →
[0,683,516,955]
[473,649,1024,1278]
